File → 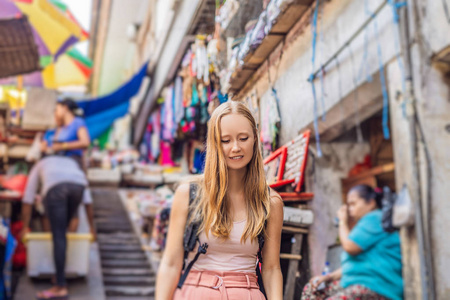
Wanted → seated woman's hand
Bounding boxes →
[309,274,331,290]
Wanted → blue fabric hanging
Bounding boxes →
[85,102,130,140]
[78,62,149,117]
[74,62,149,139]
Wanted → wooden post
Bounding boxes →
[283,233,303,300]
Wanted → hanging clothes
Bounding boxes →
[260,91,281,151]
[160,141,175,166]
[150,109,161,161]
[162,86,176,141]
[191,81,200,107]
[174,76,184,125]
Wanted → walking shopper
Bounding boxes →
[156,101,284,299]
[42,98,90,168]
[302,185,403,300]
[19,156,93,300]
[41,97,91,232]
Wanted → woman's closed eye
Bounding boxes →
[221,140,230,144]
[240,137,249,142]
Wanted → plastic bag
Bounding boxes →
[392,185,415,227]
[26,132,42,162]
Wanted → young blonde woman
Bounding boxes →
[156,101,284,299]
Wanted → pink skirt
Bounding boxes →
[173,270,266,300]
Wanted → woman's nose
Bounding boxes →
[231,141,240,152]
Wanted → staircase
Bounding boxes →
[92,189,155,300]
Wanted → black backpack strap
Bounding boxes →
[177,240,208,289]
[181,183,198,269]
[177,183,208,289]
[256,186,270,297]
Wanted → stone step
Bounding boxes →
[97,228,133,234]
[105,286,155,297]
[101,259,150,269]
[97,233,137,240]
[102,268,154,276]
[99,244,143,252]
[98,239,140,245]
[101,252,147,260]
[103,275,155,286]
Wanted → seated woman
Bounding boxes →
[302,185,403,300]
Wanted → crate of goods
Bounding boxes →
[283,207,314,227]
[87,168,121,183]
[24,233,92,278]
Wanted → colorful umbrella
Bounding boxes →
[0,47,92,88]
[42,47,92,88]
[0,0,88,64]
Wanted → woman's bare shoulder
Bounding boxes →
[269,188,283,208]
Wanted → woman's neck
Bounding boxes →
[63,114,75,126]
[227,167,246,195]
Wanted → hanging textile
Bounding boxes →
[97,127,112,150]
[161,86,175,141]
[78,62,148,117]
[174,76,184,124]
[151,109,161,161]
[75,62,149,140]
[84,102,129,140]
[260,91,280,151]
[160,141,175,166]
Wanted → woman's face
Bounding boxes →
[54,104,66,126]
[220,113,255,171]
[347,190,376,221]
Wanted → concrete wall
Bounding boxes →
[387,1,450,298]
[241,0,399,145]
[388,44,450,300]
[97,0,146,95]
[242,0,400,279]
[236,0,450,298]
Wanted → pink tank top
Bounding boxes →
[192,220,258,273]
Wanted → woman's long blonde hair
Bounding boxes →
[191,101,271,243]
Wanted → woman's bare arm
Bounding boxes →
[156,183,190,300]
[261,191,284,300]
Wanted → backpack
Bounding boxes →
[177,183,267,297]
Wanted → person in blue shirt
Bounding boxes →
[42,98,90,169]
[41,98,91,233]
[302,185,404,300]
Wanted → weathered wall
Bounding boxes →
[388,44,450,299]
[387,0,450,298]
[243,0,399,145]
[243,0,450,298]
[248,0,399,279]
[305,142,370,276]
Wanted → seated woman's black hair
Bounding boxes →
[349,184,383,209]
